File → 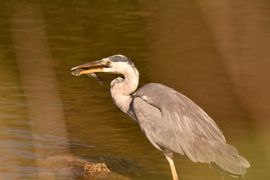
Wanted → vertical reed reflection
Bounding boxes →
[199,0,270,178]
[9,2,71,179]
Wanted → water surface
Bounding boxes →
[0,0,270,179]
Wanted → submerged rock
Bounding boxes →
[39,154,136,179]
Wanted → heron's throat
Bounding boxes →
[110,67,139,113]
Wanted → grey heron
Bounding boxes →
[71,55,250,180]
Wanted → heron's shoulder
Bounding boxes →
[133,83,183,103]
[134,83,176,97]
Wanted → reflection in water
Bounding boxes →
[199,2,270,179]
[8,1,71,179]
[0,0,269,179]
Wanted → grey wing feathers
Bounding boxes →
[131,83,250,175]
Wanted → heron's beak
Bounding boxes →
[71,60,106,76]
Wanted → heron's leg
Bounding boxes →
[218,171,225,180]
[164,152,179,180]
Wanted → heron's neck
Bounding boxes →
[110,68,139,113]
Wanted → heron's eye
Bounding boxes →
[105,61,111,66]
[102,59,111,66]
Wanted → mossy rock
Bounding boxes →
[39,154,137,179]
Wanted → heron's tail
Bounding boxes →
[211,142,250,176]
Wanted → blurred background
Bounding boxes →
[0,0,270,179]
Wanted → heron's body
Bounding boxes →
[130,83,249,174]
[71,55,250,180]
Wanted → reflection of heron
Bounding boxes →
[71,55,250,180]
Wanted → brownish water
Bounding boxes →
[0,0,270,179]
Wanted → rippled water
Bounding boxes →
[1,1,270,179]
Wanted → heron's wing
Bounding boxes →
[133,83,225,142]
[132,83,250,175]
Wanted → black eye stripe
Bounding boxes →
[108,55,134,66]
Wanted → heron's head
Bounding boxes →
[71,55,138,77]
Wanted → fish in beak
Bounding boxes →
[71,60,107,76]
[71,60,108,85]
